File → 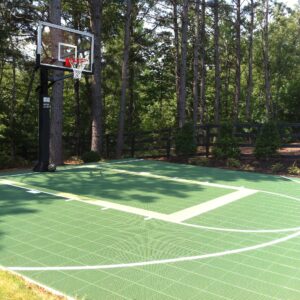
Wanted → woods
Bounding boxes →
[0,0,299,165]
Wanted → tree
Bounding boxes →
[193,0,201,137]
[213,0,221,124]
[200,0,206,124]
[246,0,254,121]
[89,0,103,155]
[262,0,272,118]
[116,0,132,158]
[234,0,241,122]
[178,0,189,128]
[49,0,64,165]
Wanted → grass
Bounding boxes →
[0,270,66,300]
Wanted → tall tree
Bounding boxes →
[193,0,201,136]
[171,0,180,124]
[234,0,241,122]
[178,0,189,128]
[246,0,254,121]
[200,0,206,124]
[49,0,64,165]
[262,0,272,118]
[89,0,103,154]
[213,0,221,124]
[116,0,132,158]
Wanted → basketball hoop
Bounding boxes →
[66,57,89,79]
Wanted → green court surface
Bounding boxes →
[0,159,300,299]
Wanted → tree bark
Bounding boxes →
[200,0,206,124]
[262,0,272,118]
[89,0,103,154]
[193,0,200,137]
[213,0,221,124]
[171,0,180,125]
[116,0,132,158]
[49,0,64,165]
[234,0,241,122]
[246,0,254,121]
[178,0,189,128]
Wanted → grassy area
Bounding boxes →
[0,270,66,300]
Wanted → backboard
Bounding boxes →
[37,22,94,74]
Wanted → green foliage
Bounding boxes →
[271,162,285,173]
[254,122,281,160]
[81,151,101,163]
[287,161,300,175]
[226,158,241,168]
[0,153,29,169]
[175,123,196,157]
[188,157,210,167]
[212,123,240,160]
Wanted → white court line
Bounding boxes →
[168,189,257,222]
[1,178,300,233]
[0,159,144,178]
[281,176,300,184]
[7,230,300,271]
[97,167,241,191]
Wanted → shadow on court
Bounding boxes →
[15,167,209,207]
[0,184,58,249]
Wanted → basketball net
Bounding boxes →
[65,57,89,79]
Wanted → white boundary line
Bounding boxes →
[1,178,300,234]
[281,176,300,184]
[7,230,300,271]
[0,266,73,299]
[0,159,144,178]
[169,189,257,222]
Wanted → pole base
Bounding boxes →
[33,162,49,172]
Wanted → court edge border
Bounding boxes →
[0,265,74,299]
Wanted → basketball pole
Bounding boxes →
[33,67,50,172]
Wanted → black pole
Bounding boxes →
[33,68,50,172]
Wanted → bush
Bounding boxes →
[81,151,101,163]
[288,161,300,175]
[0,153,29,169]
[226,158,241,168]
[212,122,240,160]
[188,157,210,167]
[175,123,197,157]
[254,122,281,160]
[271,162,284,173]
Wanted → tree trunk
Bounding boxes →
[116,0,132,158]
[234,0,241,122]
[246,0,254,121]
[193,0,200,137]
[10,46,16,157]
[263,0,272,118]
[172,0,180,124]
[89,0,103,154]
[178,0,189,128]
[49,0,64,165]
[213,0,221,124]
[74,80,80,156]
[200,0,206,124]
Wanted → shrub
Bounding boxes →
[254,122,281,160]
[0,153,29,169]
[212,122,240,159]
[175,123,197,157]
[271,162,284,173]
[188,157,210,167]
[81,151,101,163]
[288,161,300,175]
[243,164,255,171]
[226,158,241,168]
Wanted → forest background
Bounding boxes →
[0,0,299,166]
